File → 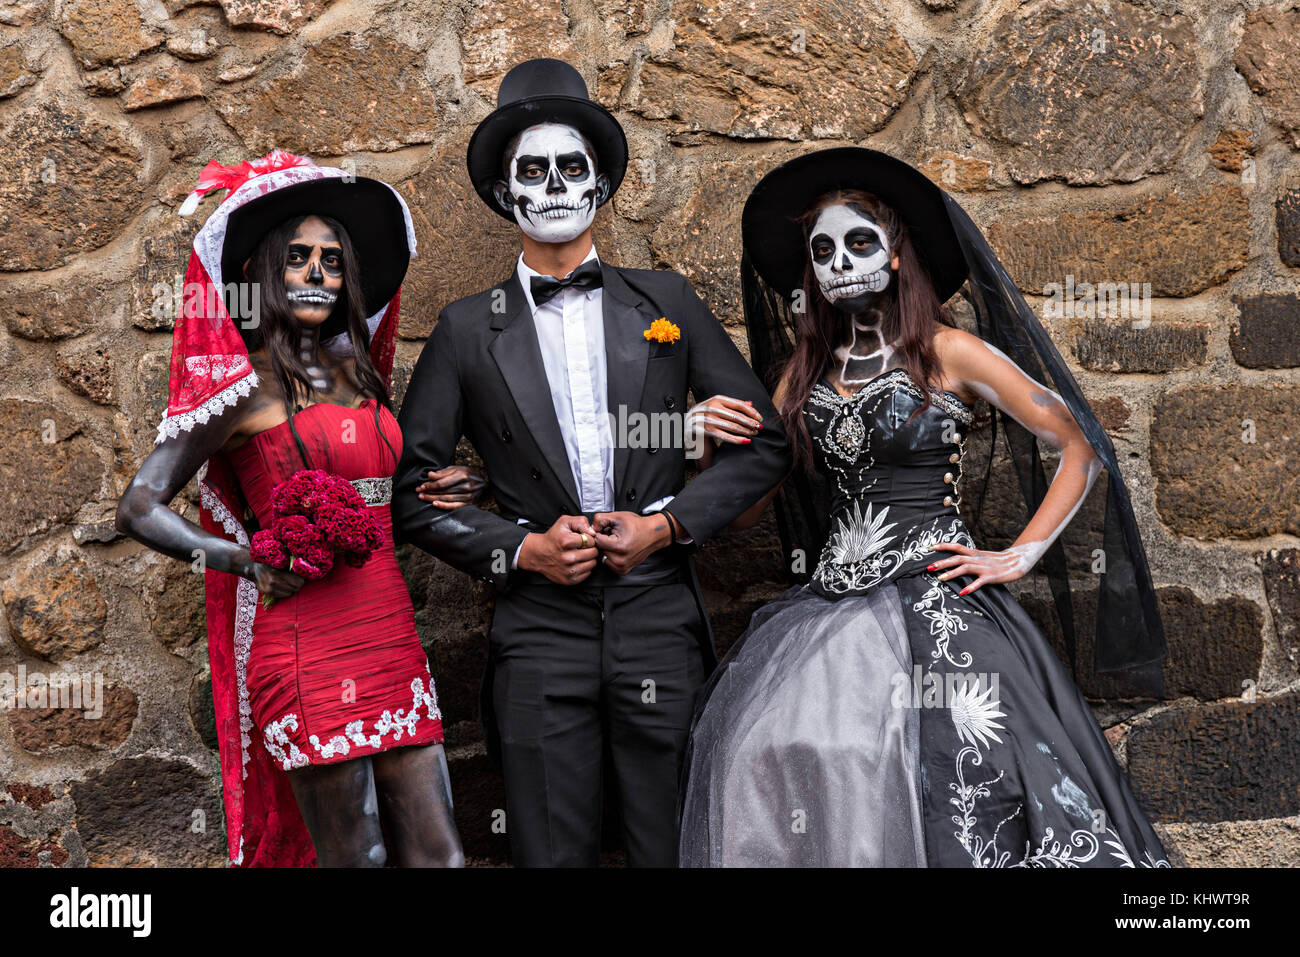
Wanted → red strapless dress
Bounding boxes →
[228,398,443,771]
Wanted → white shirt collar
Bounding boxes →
[517,246,600,314]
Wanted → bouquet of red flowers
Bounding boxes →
[248,469,385,607]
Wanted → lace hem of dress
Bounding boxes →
[350,476,392,506]
[261,675,442,771]
[812,503,977,595]
[155,371,261,444]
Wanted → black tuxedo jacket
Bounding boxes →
[391,260,791,590]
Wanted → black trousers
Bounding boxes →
[487,579,707,867]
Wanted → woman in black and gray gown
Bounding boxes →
[678,148,1170,868]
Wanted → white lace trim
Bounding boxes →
[191,166,418,293]
[263,676,443,771]
[155,371,260,445]
[810,369,975,427]
[196,462,257,867]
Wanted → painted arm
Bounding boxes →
[927,329,1102,595]
[114,401,307,601]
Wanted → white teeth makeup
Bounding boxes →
[499,123,605,243]
[809,203,893,306]
[286,289,338,305]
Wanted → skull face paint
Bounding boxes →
[493,123,609,243]
[809,203,893,309]
[282,215,343,327]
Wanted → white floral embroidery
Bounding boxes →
[827,500,898,564]
[931,584,1171,869]
[950,746,1109,868]
[283,676,443,766]
[949,678,1007,750]
[911,573,980,668]
[1105,835,1174,868]
[1019,826,1102,868]
[951,746,1015,868]
[263,714,310,770]
[813,511,976,595]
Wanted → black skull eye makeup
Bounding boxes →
[286,243,344,276]
[514,156,549,182]
[846,229,882,257]
[810,234,836,263]
[556,151,590,180]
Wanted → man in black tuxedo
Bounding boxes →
[391,58,790,867]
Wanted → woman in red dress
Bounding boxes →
[116,152,475,867]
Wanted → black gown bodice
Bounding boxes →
[802,367,979,597]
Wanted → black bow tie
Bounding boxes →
[529,261,603,307]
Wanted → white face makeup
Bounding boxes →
[494,123,609,243]
[809,203,893,307]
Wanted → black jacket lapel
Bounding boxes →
[601,264,653,499]
[487,273,581,511]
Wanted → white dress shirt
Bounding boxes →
[510,247,683,569]
[518,246,616,513]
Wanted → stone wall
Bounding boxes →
[2,0,1298,867]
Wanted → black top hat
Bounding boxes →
[221,175,411,322]
[742,147,968,302]
[466,58,629,221]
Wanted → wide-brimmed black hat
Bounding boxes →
[221,175,411,318]
[466,58,628,220]
[742,147,968,302]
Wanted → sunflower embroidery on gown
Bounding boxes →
[678,367,1170,868]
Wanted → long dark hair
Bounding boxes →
[240,214,394,464]
[777,189,955,470]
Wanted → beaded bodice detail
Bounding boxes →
[803,367,978,596]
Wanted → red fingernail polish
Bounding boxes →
[926,563,936,571]
[959,586,970,596]
[743,438,752,444]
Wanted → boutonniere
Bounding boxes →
[643,317,681,344]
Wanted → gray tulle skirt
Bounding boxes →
[679,582,926,867]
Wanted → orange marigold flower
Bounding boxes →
[643,317,681,344]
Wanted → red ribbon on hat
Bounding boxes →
[179,148,314,216]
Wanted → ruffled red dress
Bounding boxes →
[228,398,444,771]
